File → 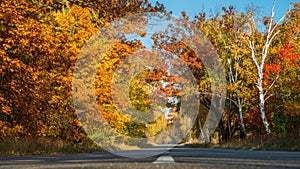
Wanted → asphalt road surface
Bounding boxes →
[0,145,299,169]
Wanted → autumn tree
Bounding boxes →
[0,0,164,144]
[194,6,259,140]
[264,2,300,135]
[0,0,101,140]
[264,42,300,135]
[247,0,289,134]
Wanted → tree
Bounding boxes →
[150,11,228,143]
[0,0,164,143]
[247,0,288,134]
[264,42,300,136]
[193,6,258,141]
[0,0,99,139]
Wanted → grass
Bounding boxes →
[1,134,298,156]
[185,134,300,151]
[0,136,102,156]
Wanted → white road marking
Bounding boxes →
[153,153,175,163]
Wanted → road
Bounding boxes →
[0,145,299,169]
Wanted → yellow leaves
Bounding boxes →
[2,44,11,50]
[45,5,96,36]
[145,113,167,137]
[0,0,164,141]
[4,38,14,46]
[39,127,47,137]
[19,39,30,46]
[0,94,4,102]
[0,123,24,138]
[1,106,11,115]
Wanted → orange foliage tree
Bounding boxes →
[0,0,163,143]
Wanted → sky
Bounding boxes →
[148,0,298,22]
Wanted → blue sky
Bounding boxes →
[148,0,298,22]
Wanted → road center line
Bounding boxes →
[153,153,175,163]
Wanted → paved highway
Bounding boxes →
[0,145,299,169]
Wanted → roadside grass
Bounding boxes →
[0,137,102,156]
[217,135,300,151]
[185,134,300,151]
[1,134,298,155]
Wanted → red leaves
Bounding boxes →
[278,43,300,67]
[264,63,282,74]
[264,42,299,80]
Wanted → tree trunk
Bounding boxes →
[238,106,246,138]
[258,74,271,134]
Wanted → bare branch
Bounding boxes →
[265,94,275,102]
[248,41,259,69]
[264,75,279,98]
[200,92,244,108]
[270,4,290,35]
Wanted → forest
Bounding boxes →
[0,0,299,154]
